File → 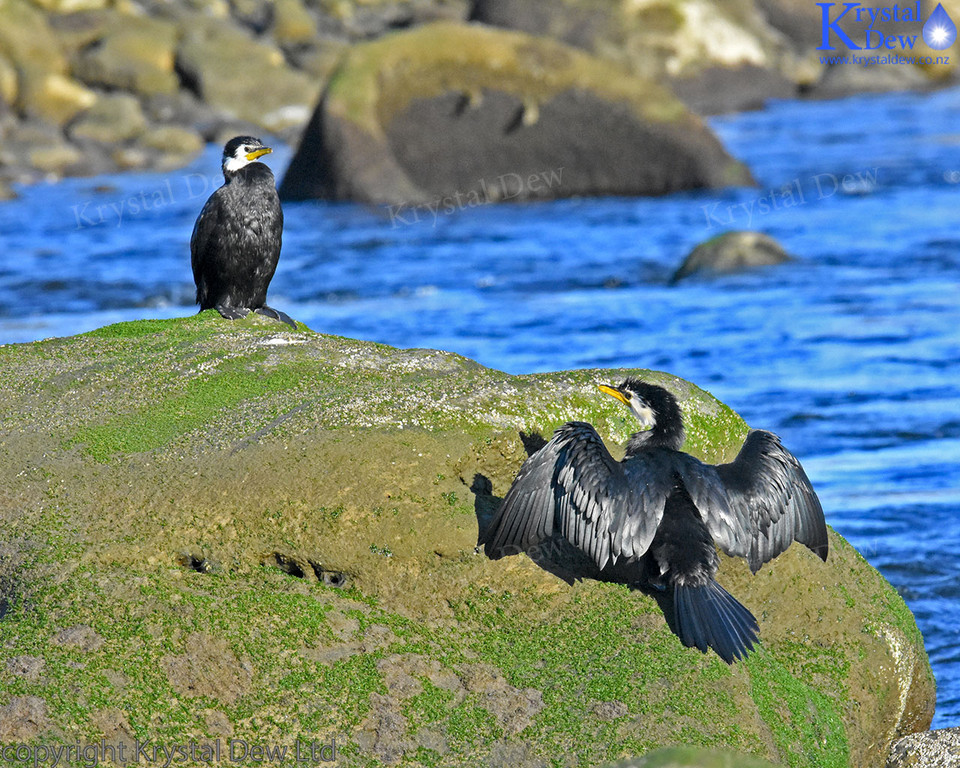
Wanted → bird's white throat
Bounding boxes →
[223,153,254,173]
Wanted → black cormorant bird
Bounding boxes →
[481,379,828,663]
[191,136,295,328]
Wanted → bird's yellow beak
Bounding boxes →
[598,384,630,406]
[246,147,272,161]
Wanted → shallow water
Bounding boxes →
[2,87,959,726]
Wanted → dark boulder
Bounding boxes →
[279,21,753,205]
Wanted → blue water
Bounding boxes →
[2,88,959,728]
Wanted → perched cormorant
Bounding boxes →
[481,379,829,663]
[191,136,295,328]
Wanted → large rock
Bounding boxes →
[0,315,934,767]
[279,21,753,204]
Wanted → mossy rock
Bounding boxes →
[67,93,148,144]
[604,746,781,767]
[279,21,753,203]
[71,15,180,96]
[671,230,793,283]
[0,316,934,767]
[175,19,318,131]
[0,0,67,79]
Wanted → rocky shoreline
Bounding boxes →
[1,0,957,199]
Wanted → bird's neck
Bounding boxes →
[222,163,273,185]
[625,422,685,455]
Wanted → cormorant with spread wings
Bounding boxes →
[481,378,828,663]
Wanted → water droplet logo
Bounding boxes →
[923,3,956,50]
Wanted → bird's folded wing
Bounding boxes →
[190,194,221,279]
[699,429,828,573]
[483,422,667,569]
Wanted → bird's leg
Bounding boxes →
[255,305,297,329]
[641,556,669,591]
[214,305,251,321]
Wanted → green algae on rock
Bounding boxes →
[278,21,753,204]
[0,315,935,767]
[602,746,782,767]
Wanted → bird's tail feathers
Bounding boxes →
[674,580,759,663]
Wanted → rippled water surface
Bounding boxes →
[2,88,959,726]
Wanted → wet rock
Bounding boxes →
[888,727,960,767]
[279,21,752,203]
[68,93,148,144]
[671,230,792,283]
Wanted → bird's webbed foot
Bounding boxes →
[214,305,251,321]
[256,305,297,329]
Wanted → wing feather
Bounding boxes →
[482,422,668,569]
[707,429,828,573]
[190,192,223,304]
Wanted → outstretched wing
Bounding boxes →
[482,422,670,569]
[682,430,828,573]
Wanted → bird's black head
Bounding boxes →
[221,136,272,176]
[598,378,685,450]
